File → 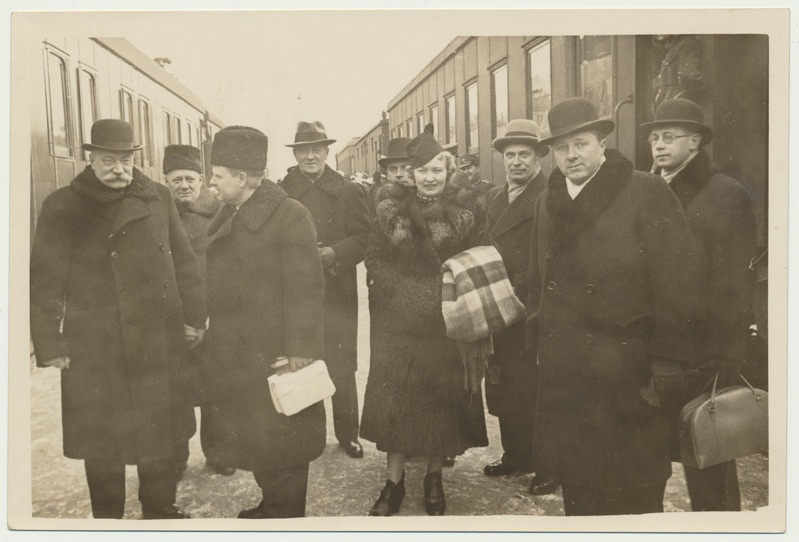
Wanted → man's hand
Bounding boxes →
[43,355,71,370]
[184,324,206,349]
[318,246,336,269]
[288,356,313,372]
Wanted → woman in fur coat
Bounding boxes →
[360,130,489,516]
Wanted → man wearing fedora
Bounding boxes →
[201,126,327,518]
[30,119,207,519]
[482,118,559,495]
[526,98,699,515]
[643,98,756,512]
[280,121,372,460]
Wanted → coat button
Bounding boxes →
[547,328,555,338]
[159,242,166,251]
[119,286,126,294]
[547,280,557,291]
[585,334,596,345]
[110,251,119,259]
[585,284,595,294]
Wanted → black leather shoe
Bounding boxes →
[238,501,267,519]
[442,456,455,467]
[528,475,560,496]
[206,460,236,476]
[369,472,405,516]
[423,471,446,516]
[142,504,191,519]
[340,440,364,458]
[483,459,517,476]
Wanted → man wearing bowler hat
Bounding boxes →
[482,118,558,495]
[280,121,372,459]
[30,119,207,519]
[201,126,326,518]
[526,98,699,515]
[643,98,756,512]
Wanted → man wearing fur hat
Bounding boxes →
[201,126,326,518]
[643,98,756,512]
[30,119,207,519]
[163,144,235,478]
[526,98,699,515]
[482,119,558,496]
[280,121,372,460]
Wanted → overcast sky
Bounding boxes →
[121,12,455,177]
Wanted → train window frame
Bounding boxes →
[444,93,456,145]
[173,115,182,144]
[119,87,139,166]
[76,64,98,162]
[43,46,74,158]
[525,38,553,133]
[416,112,425,137]
[464,79,479,154]
[490,62,509,140]
[406,119,413,138]
[577,35,615,120]
[429,103,439,141]
[397,125,403,138]
[138,97,154,168]
[163,110,173,146]
[183,119,191,146]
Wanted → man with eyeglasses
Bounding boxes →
[643,98,756,512]
[30,119,207,519]
[280,121,371,460]
[525,98,698,515]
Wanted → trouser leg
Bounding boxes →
[331,370,359,444]
[683,460,741,511]
[84,458,126,519]
[498,410,534,470]
[562,481,666,516]
[137,459,177,511]
[252,463,310,518]
[199,403,216,461]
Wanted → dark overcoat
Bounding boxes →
[280,166,371,379]
[483,170,546,416]
[360,183,489,457]
[176,186,222,285]
[201,180,327,472]
[526,150,699,489]
[30,167,207,464]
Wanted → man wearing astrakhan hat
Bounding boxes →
[482,119,558,495]
[30,119,207,519]
[525,98,699,515]
[280,121,372,460]
[200,126,326,518]
[643,98,756,512]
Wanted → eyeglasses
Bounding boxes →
[647,133,692,145]
[99,156,133,167]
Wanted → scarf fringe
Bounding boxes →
[457,335,493,393]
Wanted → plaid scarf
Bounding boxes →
[441,245,526,392]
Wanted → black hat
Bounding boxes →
[285,121,336,148]
[457,153,479,167]
[640,98,713,146]
[405,124,445,169]
[539,97,615,145]
[163,144,202,174]
[491,118,550,157]
[211,126,268,171]
[82,119,142,152]
[378,137,411,168]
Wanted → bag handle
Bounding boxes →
[708,372,765,413]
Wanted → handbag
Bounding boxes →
[267,358,336,416]
[678,373,768,469]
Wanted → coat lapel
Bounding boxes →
[112,197,152,233]
[667,150,714,209]
[490,171,545,239]
[281,166,344,200]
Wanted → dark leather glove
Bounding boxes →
[640,357,687,411]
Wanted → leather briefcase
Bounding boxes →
[268,358,336,416]
[678,374,768,469]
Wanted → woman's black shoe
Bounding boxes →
[423,471,445,516]
[369,472,405,516]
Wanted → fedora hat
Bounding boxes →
[640,98,713,146]
[539,97,615,145]
[81,119,142,152]
[378,137,411,168]
[286,120,336,148]
[492,118,550,157]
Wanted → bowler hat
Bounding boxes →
[640,98,713,146]
[491,119,550,157]
[405,130,446,170]
[163,144,203,174]
[539,97,615,145]
[378,137,411,168]
[81,119,142,152]
[211,126,268,171]
[286,121,336,148]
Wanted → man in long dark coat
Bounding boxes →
[30,119,207,519]
[482,118,558,495]
[280,121,371,459]
[527,98,699,515]
[202,126,327,518]
[643,98,756,511]
[163,144,235,477]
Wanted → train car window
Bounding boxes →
[527,40,552,132]
[416,112,425,137]
[491,64,509,139]
[406,119,412,138]
[397,125,402,138]
[77,69,97,161]
[183,120,191,146]
[46,52,72,157]
[195,127,201,148]
[579,36,614,119]
[465,81,479,153]
[429,104,438,140]
[120,90,139,166]
[445,94,456,145]
[163,111,172,145]
[173,116,181,144]
[138,99,153,166]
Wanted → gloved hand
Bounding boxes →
[639,357,687,411]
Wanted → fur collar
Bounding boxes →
[71,166,160,204]
[546,148,632,248]
[666,150,717,208]
[176,186,222,218]
[207,180,287,236]
[281,165,346,198]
